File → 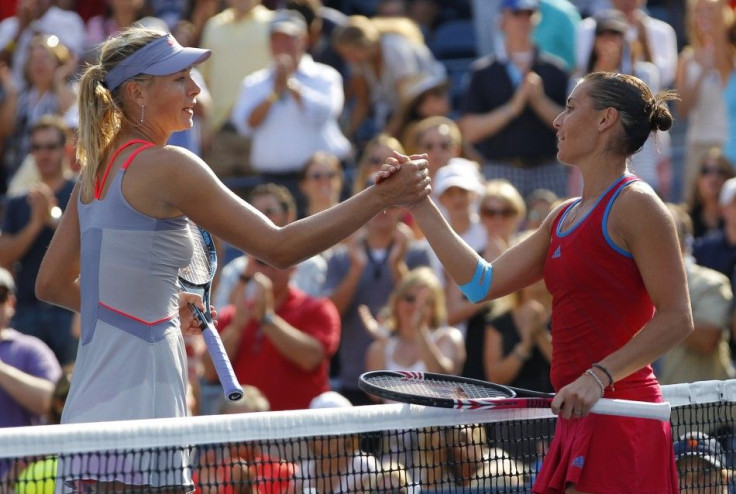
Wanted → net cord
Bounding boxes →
[1,379,734,459]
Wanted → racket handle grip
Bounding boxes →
[202,326,244,401]
[592,398,671,421]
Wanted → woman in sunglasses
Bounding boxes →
[364,266,465,380]
[685,147,734,239]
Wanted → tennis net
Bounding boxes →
[1,379,735,493]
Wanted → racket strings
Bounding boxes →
[368,376,512,400]
[179,223,214,285]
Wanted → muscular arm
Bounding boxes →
[124,146,429,270]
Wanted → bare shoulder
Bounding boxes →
[612,181,670,222]
[610,180,674,242]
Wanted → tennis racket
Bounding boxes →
[359,370,671,421]
[179,220,243,401]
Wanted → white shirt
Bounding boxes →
[575,12,678,87]
[230,54,351,173]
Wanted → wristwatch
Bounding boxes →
[261,311,276,326]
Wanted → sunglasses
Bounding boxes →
[700,166,727,177]
[480,207,517,218]
[306,171,338,181]
[30,142,63,152]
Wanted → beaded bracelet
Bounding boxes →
[585,369,605,398]
[592,363,615,391]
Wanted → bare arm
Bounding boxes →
[0,186,58,268]
[133,147,430,269]
[525,72,564,128]
[410,196,554,301]
[260,314,326,372]
[0,360,55,416]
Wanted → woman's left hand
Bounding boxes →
[549,371,603,420]
[178,292,216,336]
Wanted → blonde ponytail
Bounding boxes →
[76,27,163,199]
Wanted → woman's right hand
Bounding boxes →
[374,153,431,207]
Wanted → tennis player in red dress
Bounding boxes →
[405,72,693,493]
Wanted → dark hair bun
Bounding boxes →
[650,102,673,132]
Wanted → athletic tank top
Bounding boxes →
[63,140,193,425]
[543,175,657,393]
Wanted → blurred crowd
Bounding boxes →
[2,0,736,490]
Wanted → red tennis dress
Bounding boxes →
[532,175,678,493]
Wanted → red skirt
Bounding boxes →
[532,385,678,493]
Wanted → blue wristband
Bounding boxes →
[458,260,493,303]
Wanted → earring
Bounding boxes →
[139,105,145,125]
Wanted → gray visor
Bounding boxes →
[103,35,211,91]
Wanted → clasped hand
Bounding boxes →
[372,151,432,206]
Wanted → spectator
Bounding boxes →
[575,0,679,88]
[478,279,552,390]
[524,187,558,230]
[674,432,732,493]
[195,385,298,494]
[472,0,581,72]
[213,183,328,311]
[285,0,349,79]
[576,9,672,199]
[675,0,733,201]
[203,251,341,411]
[459,0,569,199]
[198,0,273,178]
[84,0,148,61]
[392,72,451,144]
[364,266,465,377]
[9,367,71,494]
[404,116,476,182]
[350,133,405,196]
[477,179,527,262]
[411,425,527,490]
[0,266,61,431]
[297,151,345,219]
[0,115,76,366]
[0,33,78,187]
[325,174,432,405]
[332,14,445,139]
[686,148,734,239]
[294,391,381,493]
[0,0,85,90]
[230,9,351,199]
[659,204,735,385]
[693,177,736,294]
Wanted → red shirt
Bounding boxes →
[217,287,340,410]
[543,175,657,394]
[193,452,296,494]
